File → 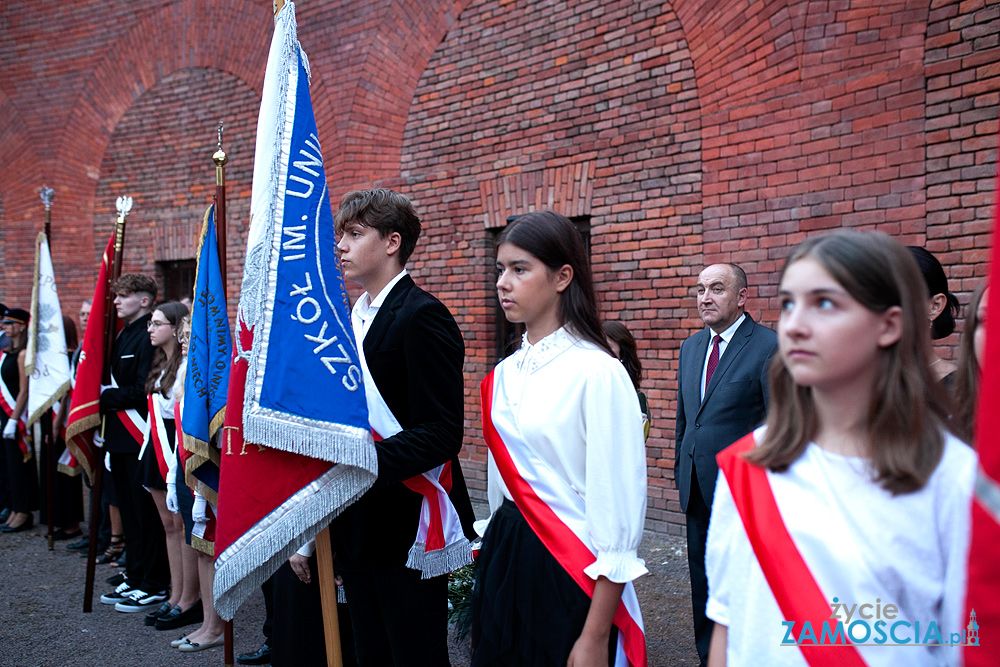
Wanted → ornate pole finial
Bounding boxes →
[115,195,133,219]
[213,121,229,168]
[40,186,55,210]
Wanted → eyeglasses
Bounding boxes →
[178,331,191,343]
[147,319,171,331]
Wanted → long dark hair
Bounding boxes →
[496,211,611,354]
[748,230,949,495]
[952,283,987,444]
[603,321,642,391]
[145,301,189,397]
[907,246,960,340]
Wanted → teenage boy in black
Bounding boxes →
[333,188,476,666]
[98,274,170,612]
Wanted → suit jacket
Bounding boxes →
[675,314,777,512]
[336,275,476,568]
[100,313,154,453]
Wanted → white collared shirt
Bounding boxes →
[486,327,648,583]
[700,312,746,401]
[351,269,408,344]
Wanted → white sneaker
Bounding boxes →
[100,580,134,605]
[114,588,168,612]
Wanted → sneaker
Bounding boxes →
[100,580,134,605]
[115,588,168,613]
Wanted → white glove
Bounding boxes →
[192,492,208,524]
[2,420,16,440]
[100,384,111,395]
[166,482,179,513]
[93,432,105,448]
[104,452,112,472]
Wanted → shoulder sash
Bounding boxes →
[717,435,868,667]
[356,324,471,577]
[480,369,647,667]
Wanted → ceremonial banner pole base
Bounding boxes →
[225,620,234,667]
[316,526,344,667]
[82,437,104,612]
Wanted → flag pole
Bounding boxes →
[316,527,344,667]
[40,186,56,550]
[213,124,237,667]
[83,196,131,613]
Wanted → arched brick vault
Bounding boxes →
[400,0,703,521]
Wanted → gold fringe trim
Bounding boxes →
[26,381,70,427]
[57,462,82,477]
[192,533,215,557]
[64,413,100,482]
[25,232,43,376]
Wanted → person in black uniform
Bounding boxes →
[1,308,39,533]
[97,274,170,612]
[333,189,476,667]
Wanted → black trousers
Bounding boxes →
[685,475,714,667]
[2,435,38,514]
[109,451,168,593]
[38,436,83,527]
[272,558,357,667]
[339,561,450,667]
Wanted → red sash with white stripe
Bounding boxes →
[717,434,868,667]
[140,393,173,482]
[109,372,147,448]
[0,351,31,461]
[480,370,647,667]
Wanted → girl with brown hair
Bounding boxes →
[953,283,989,444]
[0,308,39,532]
[706,230,975,667]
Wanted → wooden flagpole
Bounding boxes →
[213,123,237,667]
[82,195,130,613]
[40,187,56,551]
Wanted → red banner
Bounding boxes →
[65,234,115,481]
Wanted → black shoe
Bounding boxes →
[106,572,125,586]
[144,601,174,626]
[1,514,34,533]
[66,535,90,551]
[0,508,9,522]
[52,528,83,541]
[236,643,272,665]
[154,600,204,631]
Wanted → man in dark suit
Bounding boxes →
[333,188,476,667]
[675,263,777,666]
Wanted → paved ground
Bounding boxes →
[0,515,698,666]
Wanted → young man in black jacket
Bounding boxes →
[333,189,476,667]
[97,274,170,612]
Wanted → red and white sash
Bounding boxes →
[0,351,32,461]
[109,372,148,447]
[356,333,471,578]
[718,434,868,667]
[480,370,647,667]
[139,392,174,483]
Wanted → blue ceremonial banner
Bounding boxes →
[213,1,376,619]
[182,204,231,502]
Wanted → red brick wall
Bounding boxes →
[1,0,998,534]
[91,67,259,317]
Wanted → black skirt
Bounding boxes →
[471,499,616,667]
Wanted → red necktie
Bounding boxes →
[705,334,722,395]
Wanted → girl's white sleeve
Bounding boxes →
[582,361,648,584]
[706,472,739,627]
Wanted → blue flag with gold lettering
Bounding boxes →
[182,204,230,501]
[213,1,376,620]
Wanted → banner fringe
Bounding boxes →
[214,462,373,620]
[406,539,474,579]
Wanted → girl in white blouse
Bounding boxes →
[472,211,648,667]
[706,230,975,667]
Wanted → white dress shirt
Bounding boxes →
[700,312,746,401]
[486,327,649,583]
